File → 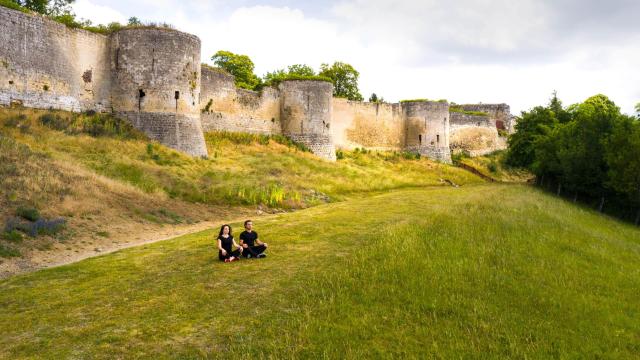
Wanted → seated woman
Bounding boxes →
[217,224,242,262]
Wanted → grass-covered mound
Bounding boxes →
[0,185,638,358]
[0,107,481,210]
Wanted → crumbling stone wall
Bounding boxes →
[449,112,506,156]
[0,6,111,111]
[459,103,515,133]
[200,66,281,134]
[331,98,404,150]
[279,80,336,161]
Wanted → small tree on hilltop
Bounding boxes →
[128,17,142,26]
[319,61,364,101]
[211,50,262,90]
[369,93,385,103]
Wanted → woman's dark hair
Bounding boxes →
[218,224,232,237]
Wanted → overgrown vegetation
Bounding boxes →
[506,92,640,224]
[449,105,489,116]
[400,98,448,103]
[0,108,482,211]
[0,1,174,34]
[35,110,145,139]
[1,185,638,357]
[454,150,533,183]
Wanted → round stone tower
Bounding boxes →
[109,28,207,157]
[402,100,451,163]
[278,80,336,161]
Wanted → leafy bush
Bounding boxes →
[4,216,66,237]
[488,161,498,173]
[451,150,471,165]
[0,0,28,13]
[0,243,20,258]
[401,151,420,160]
[1,230,23,243]
[3,114,27,128]
[16,207,40,221]
[38,113,67,130]
[37,111,145,139]
[336,150,345,160]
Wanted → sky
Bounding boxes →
[72,0,640,115]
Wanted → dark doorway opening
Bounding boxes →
[138,89,145,111]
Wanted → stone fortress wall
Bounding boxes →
[0,6,514,162]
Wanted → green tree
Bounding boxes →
[263,64,316,86]
[211,50,262,90]
[506,106,559,168]
[286,64,315,77]
[635,102,640,118]
[11,0,73,15]
[128,17,142,26]
[368,93,384,103]
[605,116,640,223]
[319,62,363,101]
[551,95,621,197]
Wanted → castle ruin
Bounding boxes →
[0,6,515,162]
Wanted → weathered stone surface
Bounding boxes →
[200,66,281,135]
[279,80,336,161]
[332,98,404,150]
[0,6,111,112]
[449,112,506,156]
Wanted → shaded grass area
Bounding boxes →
[0,185,638,358]
[0,108,482,209]
[456,150,534,183]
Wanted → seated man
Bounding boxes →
[239,219,268,259]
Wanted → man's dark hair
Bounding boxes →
[244,219,252,227]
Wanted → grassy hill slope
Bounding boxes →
[1,184,638,358]
[0,107,482,274]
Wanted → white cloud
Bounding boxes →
[72,0,128,25]
[70,0,640,115]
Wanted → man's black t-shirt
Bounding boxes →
[218,235,234,252]
[239,231,258,247]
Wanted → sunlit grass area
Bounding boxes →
[0,107,482,210]
[1,185,638,358]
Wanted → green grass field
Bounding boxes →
[1,184,638,358]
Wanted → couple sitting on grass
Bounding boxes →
[217,220,268,263]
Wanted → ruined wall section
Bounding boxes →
[109,28,207,157]
[460,103,516,133]
[0,6,111,111]
[449,112,505,156]
[279,80,336,161]
[402,101,451,163]
[331,98,404,150]
[199,66,281,134]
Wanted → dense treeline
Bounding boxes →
[506,93,640,224]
